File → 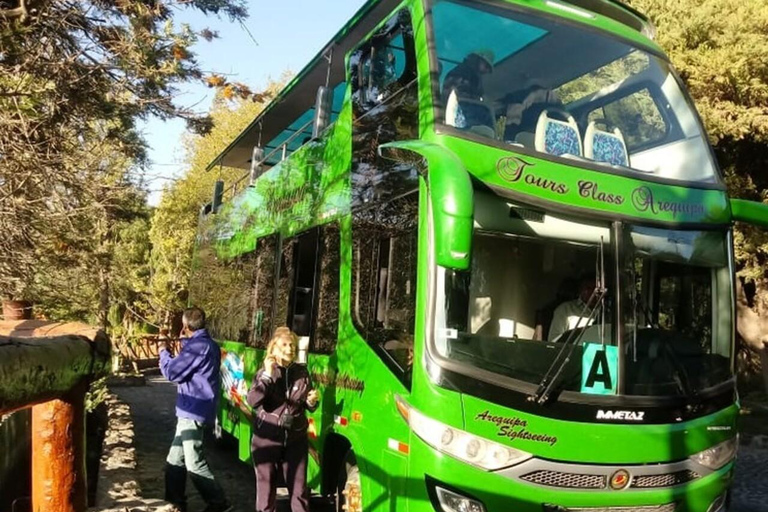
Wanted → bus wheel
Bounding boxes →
[336,451,362,512]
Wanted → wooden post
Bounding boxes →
[0,321,110,512]
[31,382,87,512]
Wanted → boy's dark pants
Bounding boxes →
[252,431,309,512]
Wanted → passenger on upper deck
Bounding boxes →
[442,50,495,136]
[441,50,494,102]
[502,84,562,144]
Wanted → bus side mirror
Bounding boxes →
[312,86,333,139]
[250,146,265,185]
[379,141,473,271]
[731,199,768,228]
[212,180,224,214]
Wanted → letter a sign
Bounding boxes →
[581,343,618,395]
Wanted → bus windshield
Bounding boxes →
[434,209,616,395]
[432,202,734,399]
[429,0,720,184]
[621,226,733,396]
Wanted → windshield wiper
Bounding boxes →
[530,241,608,405]
[529,286,607,404]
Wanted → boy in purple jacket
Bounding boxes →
[160,307,231,512]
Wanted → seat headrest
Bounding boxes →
[534,109,582,157]
[584,122,630,167]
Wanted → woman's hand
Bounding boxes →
[306,389,319,407]
[264,356,278,377]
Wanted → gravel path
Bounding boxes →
[113,376,256,512]
[732,443,768,512]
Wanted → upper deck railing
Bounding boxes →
[221,117,315,204]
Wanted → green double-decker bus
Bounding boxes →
[191,1,768,510]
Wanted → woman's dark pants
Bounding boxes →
[252,431,309,512]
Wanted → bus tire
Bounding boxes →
[336,450,362,512]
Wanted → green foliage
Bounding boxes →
[30,164,153,328]
[627,0,768,281]
[85,377,109,413]
[0,0,251,299]
[628,0,768,144]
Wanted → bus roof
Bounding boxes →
[206,0,400,171]
[207,0,654,172]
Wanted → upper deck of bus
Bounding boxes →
[206,0,733,232]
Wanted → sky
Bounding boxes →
[142,0,369,206]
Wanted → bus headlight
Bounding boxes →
[435,487,486,512]
[400,397,531,471]
[689,437,738,470]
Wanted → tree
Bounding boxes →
[149,81,284,323]
[0,0,260,300]
[27,137,152,328]
[627,0,768,386]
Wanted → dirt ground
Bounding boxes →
[94,375,768,512]
[98,375,332,512]
[116,375,256,511]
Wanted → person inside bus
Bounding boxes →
[502,84,562,144]
[442,50,496,135]
[547,274,599,342]
[246,327,319,512]
[534,277,578,341]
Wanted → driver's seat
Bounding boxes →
[535,109,583,158]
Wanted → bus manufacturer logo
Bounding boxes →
[596,410,645,421]
[609,470,631,490]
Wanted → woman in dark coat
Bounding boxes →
[246,327,319,512]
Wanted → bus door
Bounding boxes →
[285,228,321,354]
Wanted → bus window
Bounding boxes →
[313,224,341,354]
[621,227,732,396]
[287,228,320,338]
[189,241,258,345]
[275,237,296,332]
[273,226,340,354]
[434,203,615,392]
[351,9,419,210]
[352,191,419,384]
[250,234,278,348]
[586,88,668,152]
[429,0,720,183]
[352,10,416,109]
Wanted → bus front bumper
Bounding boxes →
[408,436,733,512]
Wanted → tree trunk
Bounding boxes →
[735,279,768,394]
[98,266,109,330]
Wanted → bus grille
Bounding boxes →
[544,504,677,512]
[520,470,606,489]
[630,470,700,488]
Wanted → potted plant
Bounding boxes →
[1,273,34,320]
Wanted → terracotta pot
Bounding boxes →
[2,300,33,320]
